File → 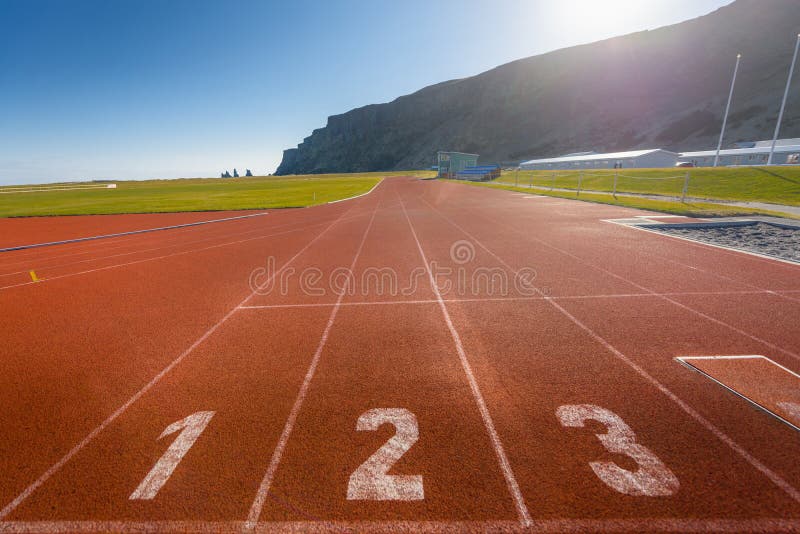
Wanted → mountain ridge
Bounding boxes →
[275,0,800,175]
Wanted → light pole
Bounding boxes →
[768,33,800,165]
[714,54,741,167]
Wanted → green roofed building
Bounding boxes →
[437,151,478,178]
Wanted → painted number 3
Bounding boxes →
[556,404,679,497]
[347,408,424,501]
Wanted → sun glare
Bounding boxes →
[545,0,653,41]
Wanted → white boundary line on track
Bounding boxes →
[3,518,800,533]
[0,198,371,521]
[398,193,532,528]
[0,218,221,268]
[0,209,288,269]
[676,355,800,433]
[602,218,800,268]
[236,289,799,310]
[0,184,115,194]
[327,178,384,204]
[623,244,800,305]
[417,194,800,506]
[0,210,375,292]
[0,212,270,253]
[463,199,800,364]
[0,206,278,267]
[550,236,800,363]
[244,191,382,530]
[677,355,800,381]
[0,209,369,280]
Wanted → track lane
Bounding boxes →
[2,177,800,531]
[3,306,335,522]
[398,182,800,522]
[0,193,378,517]
[249,304,519,523]
[0,206,370,290]
[249,181,522,524]
[0,211,267,251]
[416,181,800,504]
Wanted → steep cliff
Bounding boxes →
[276,0,800,174]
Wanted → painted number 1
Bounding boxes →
[130,411,215,500]
[347,408,424,501]
[556,404,679,497]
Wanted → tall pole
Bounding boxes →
[768,34,800,165]
[714,54,741,167]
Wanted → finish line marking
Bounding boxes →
[677,355,800,432]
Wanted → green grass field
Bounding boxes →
[446,165,800,219]
[453,181,795,219]
[495,166,800,206]
[6,166,795,219]
[0,171,434,217]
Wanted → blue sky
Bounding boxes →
[0,0,731,184]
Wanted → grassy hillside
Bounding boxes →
[496,166,800,205]
[0,171,433,217]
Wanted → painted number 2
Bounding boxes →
[556,404,679,497]
[347,408,424,501]
[130,411,215,500]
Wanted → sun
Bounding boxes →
[543,0,656,42]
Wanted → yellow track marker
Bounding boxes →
[29,270,41,282]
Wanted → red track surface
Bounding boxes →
[0,211,266,250]
[1,177,799,532]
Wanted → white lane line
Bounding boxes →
[594,230,800,306]
[0,207,374,276]
[0,201,370,521]
[0,212,270,253]
[267,518,800,533]
[0,210,372,292]
[676,355,800,433]
[0,184,115,194]
[603,219,800,268]
[476,209,800,364]
[0,193,381,271]
[0,521,243,533]
[419,196,800,506]
[3,518,800,533]
[0,206,271,267]
[0,213,339,279]
[643,253,800,305]
[244,195,381,530]
[327,178,384,204]
[397,194,532,527]
[677,355,765,361]
[236,289,792,311]
[562,244,800,364]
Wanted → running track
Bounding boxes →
[1,177,799,532]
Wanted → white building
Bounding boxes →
[519,149,679,171]
[678,141,800,167]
